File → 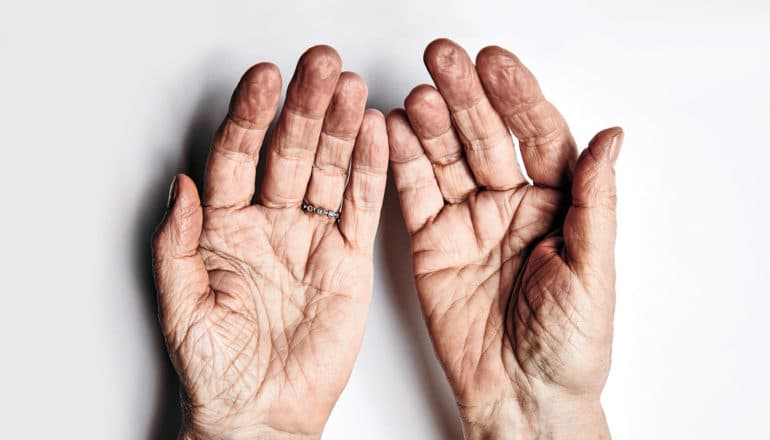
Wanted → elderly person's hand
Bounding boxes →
[387,38,621,439]
[152,46,388,440]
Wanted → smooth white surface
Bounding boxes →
[2,1,769,438]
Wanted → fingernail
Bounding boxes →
[167,175,179,208]
[608,129,624,165]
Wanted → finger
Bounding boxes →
[386,109,444,234]
[305,72,368,214]
[423,38,526,190]
[339,110,389,249]
[476,46,578,188]
[204,63,282,208]
[404,84,477,203]
[563,127,623,284]
[259,45,342,208]
[152,174,210,332]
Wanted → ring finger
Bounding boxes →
[304,72,368,216]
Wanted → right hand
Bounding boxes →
[387,38,621,439]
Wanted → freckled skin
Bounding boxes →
[153,47,389,440]
[389,39,622,439]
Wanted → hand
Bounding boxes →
[387,39,622,439]
[152,46,388,439]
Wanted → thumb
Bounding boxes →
[151,174,209,334]
[563,127,623,287]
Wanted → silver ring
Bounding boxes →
[301,200,341,221]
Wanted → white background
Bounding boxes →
[2,0,769,438]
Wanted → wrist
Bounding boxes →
[460,393,609,440]
[459,396,537,440]
[534,395,609,440]
[179,408,322,440]
[177,394,324,440]
[179,423,321,440]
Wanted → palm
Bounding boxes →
[172,207,371,431]
[410,186,553,400]
[387,39,620,423]
[152,47,389,438]
[412,183,611,409]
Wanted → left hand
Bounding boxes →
[152,46,388,439]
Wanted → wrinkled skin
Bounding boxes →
[387,39,622,439]
[152,39,622,440]
[152,46,389,439]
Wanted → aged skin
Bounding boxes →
[386,39,621,439]
[152,46,388,439]
[152,39,621,440]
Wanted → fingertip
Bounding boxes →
[588,127,624,165]
[423,38,463,69]
[322,71,369,136]
[404,84,442,107]
[475,46,540,104]
[330,71,368,119]
[175,173,192,188]
[337,71,368,98]
[475,45,519,70]
[283,45,343,119]
[572,127,623,209]
[355,109,388,166]
[422,39,480,109]
[475,45,516,83]
[299,45,343,80]
[154,174,202,258]
[589,126,624,144]
[353,122,389,174]
[605,126,625,145]
[362,108,386,129]
[423,38,472,79]
[386,107,407,123]
[175,174,201,210]
[404,84,450,137]
[386,109,423,163]
[385,108,408,138]
[166,174,179,209]
[607,127,624,164]
[241,62,282,86]
[229,62,282,128]
[172,175,203,247]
